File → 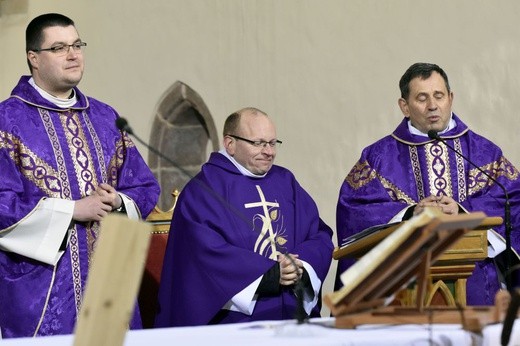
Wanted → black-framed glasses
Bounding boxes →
[226,134,282,148]
[32,41,87,56]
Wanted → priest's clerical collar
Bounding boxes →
[407,112,456,137]
[29,77,77,109]
[219,149,267,178]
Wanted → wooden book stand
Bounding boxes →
[324,208,508,332]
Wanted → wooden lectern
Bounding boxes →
[334,213,502,307]
[324,209,507,332]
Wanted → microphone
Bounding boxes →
[427,130,516,345]
[115,117,134,135]
[116,116,197,181]
[116,117,309,324]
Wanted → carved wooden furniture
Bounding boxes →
[138,190,178,328]
[326,210,505,332]
[334,215,501,307]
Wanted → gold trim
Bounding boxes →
[60,111,99,197]
[391,127,470,146]
[345,160,376,190]
[379,176,415,204]
[0,131,62,198]
[426,141,454,197]
[468,156,520,195]
[33,264,58,336]
[345,160,415,204]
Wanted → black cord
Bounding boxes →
[501,289,520,346]
[282,253,308,324]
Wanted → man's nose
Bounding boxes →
[427,98,438,110]
[261,144,275,154]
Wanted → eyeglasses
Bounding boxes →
[32,42,87,56]
[226,134,282,148]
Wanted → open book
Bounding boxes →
[334,221,403,260]
[340,221,401,247]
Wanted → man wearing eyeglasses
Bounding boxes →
[0,13,160,338]
[155,107,333,327]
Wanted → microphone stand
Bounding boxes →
[282,253,309,324]
[502,289,520,346]
[293,281,308,324]
[116,118,253,224]
[428,131,516,346]
[116,118,195,181]
[428,130,513,291]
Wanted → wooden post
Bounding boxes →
[74,214,151,346]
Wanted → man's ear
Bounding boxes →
[223,135,235,155]
[27,51,38,71]
[398,98,410,118]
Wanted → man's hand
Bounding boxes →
[414,195,459,216]
[91,183,122,211]
[278,253,303,286]
[73,183,122,222]
[73,194,113,222]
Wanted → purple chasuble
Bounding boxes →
[155,152,333,327]
[0,76,160,338]
[335,114,520,305]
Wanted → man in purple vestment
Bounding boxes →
[0,13,160,338]
[155,107,333,327]
[336,62,520,305]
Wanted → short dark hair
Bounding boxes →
[223,107,266,137]
[25,13,76,72]
[399,63,450,100]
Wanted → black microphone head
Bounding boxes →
[427,130,439,140]
[115,117,127,130]
[115,117,133,134]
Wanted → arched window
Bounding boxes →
[148,81,219,210]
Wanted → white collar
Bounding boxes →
[219,149,267,179]
[407,112,456,137]
[29,77,77,109]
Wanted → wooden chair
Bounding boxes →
[138,190,178,328]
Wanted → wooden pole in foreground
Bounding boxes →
[74,214,151,346]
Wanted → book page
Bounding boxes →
[335,209,437,305]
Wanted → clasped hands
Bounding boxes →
[278,253,303,286]
[73,183,123,222]
[413,195,459,216]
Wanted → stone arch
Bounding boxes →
[148,81,219,210]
